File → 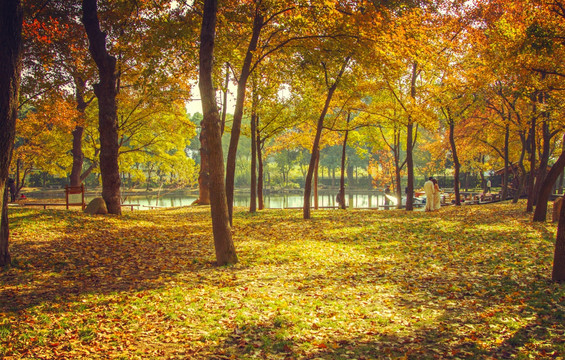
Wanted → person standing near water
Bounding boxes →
[431,178,441,210]
[424,177,434,212]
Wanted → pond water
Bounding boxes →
[89,191,393,210]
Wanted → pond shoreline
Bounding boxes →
[19,187,398,210]
[22,186,384,199]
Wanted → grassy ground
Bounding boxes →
[0,202,564,359]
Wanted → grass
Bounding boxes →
[0,201,564,359]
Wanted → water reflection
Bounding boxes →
[100,191,391,210]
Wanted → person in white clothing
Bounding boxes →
[431,178,441,210]
[423,177,435,212]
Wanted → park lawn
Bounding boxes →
[0,202,564,359]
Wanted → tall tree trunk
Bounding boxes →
[393,130,402,209]
[463,172,468,192]
[395,166,402,209]
[0,0,23,267]
[196,118,211,205]
[314,153,319,210]
[559,135,565,195]
[1,188,9,265]
[304,95,332,219]
[533,134,565,222]
[82,0,121,215]
[70,76,88,187]
[70,126,85,187]
[405,122,414,210]
[249,84,258,213]
[532,117,550,206]
[501,124,510,200]
[552,193,565,282]
[449,118,461,206]
[15,158,21,194]
[303,58,349,219]
[225,10,263,225]
[338,112,350,210]
[514,134,528,203]
[405,62,418,211]
[221,62,229,135]
[526,115,536,212]
[15,163,28,196]
[199,0,237,265]
[257,138,264,210]
[479,162,486,192]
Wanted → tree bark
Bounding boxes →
[221,62,229,135]
[70,126,85,187]
[338,112,350,210]
[514,133,528,203]
[392,129,402,209]
[225,10,263,225]
[303,58,349,219]
[304,91,334,219]
[314,153,319,210]
[70,76,89,187]
[15,158,21,195]
[395,166,402,209]
[196,118,211,205]
[533,134,565,222]
[552,192,565,282]
[405,121,414,211]
[82,0,121,215]
[532,117,550,206]
[449,118,461,206]
[501,124,510,200]
[249,85,258,213]
[257,137,264,210]
[199,0,237,265]
[0,0,23,267]
[526,115,536,212]
[405,62,418,211]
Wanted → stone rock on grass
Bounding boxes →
[84,197,108,215]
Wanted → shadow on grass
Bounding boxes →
[1,204,563,359]
[1,208,215,312]
[205,263,564,359]
[221,204,563,359]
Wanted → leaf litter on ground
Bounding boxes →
[1,201,564,359]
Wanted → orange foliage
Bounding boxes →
[368,150,397,191]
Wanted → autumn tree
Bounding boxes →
[0,0,23,267]
[21,1,99,188]
[199,0,238,265]
[245,55,306,211]
[363,100,408,209]
[477,0,564,213]
[82,0,121,214]
[215,0,308,223]
[301,53,351,219]
[13,96,77,193]
[368,7,444,210]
